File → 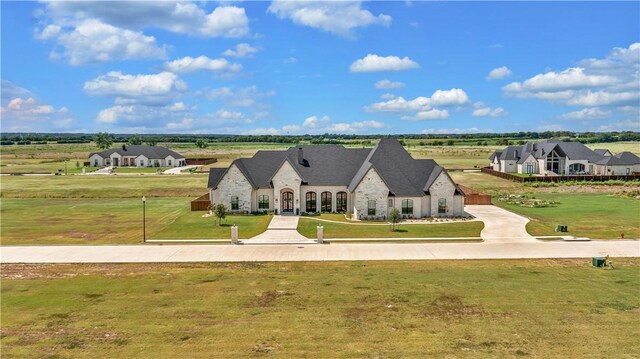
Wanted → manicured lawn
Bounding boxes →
[2,260,639,358]
[0,198,270,244]
[0,175,208,198]
[112,167,169,174]
[298,218,483,238]
[449,171,520,194]
[153,212,272,239]
[494,193,640,239]
[300,213,351,222]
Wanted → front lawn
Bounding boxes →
[2,260,638,357]
[152,212,272,239]
[298,218,483,238]
[112,167,169,174]
[494,193,640,239]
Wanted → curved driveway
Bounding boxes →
[465,205,535,242]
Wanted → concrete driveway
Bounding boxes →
[243,215,313,244]
[465,205,535,242]
[163,165,199,174]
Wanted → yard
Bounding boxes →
[0,198,271,244]
[1,260,638,358]
[494,193,640,239]
[298,218,484,239]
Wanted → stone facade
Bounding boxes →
[271,160,302,214]
[352,167,389,219]
[429,171,464,217]
[216,164,253,213]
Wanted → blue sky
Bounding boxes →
[1,1,639,135]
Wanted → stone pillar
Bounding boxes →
[317,224,324,244]
[231,225,239,244]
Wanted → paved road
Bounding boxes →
[465,205,535,242]
[2,241,638,263]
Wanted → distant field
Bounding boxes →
[494,193,640,239]
[2,260,638,357]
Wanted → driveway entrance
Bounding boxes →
[464,205,535,242]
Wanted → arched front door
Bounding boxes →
[281,191,294,213]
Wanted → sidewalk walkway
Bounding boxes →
[2,240,637,263]
[163,165,199,174]
[242,215,314,244]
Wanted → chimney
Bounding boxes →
[297,147,304,165]
[122,144,127,151]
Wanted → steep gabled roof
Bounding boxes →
[489,150,503,161]
[595,151,640,165]
[90,145,184,160]
[594,149,612,156]
[207,168,227,189]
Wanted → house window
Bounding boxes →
[231,196,239,210]
[526,163,535,174]
[154,160,160,167]
[321,191,332,212]
[368,200,376,216]
[140,160,144,167]
[569,163,585,174]
[401,199,413,215]
[94,159,98,166]
[438,198,447,214]
[258,195,269,210]
[306,192,316,212]
[336,192,347,212]
[388,198,393,207]
[626,168,631,175]
[546,150,560,174]
[168,160,172,166]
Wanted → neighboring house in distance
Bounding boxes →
[207,138,465,219]
[89,145,186,167]
[489,139,640,176]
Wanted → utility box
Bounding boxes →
[555,224,568,232]
[592,257,606,268]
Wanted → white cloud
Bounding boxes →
[430,88,469,107]
[325,120,385,133]
[503,43,639,109]
[41,2,249,38]
[222,43,260,58]
[303,115,330,128]
[380,93,396,100]
[350,54,420,73]
[486,66,512,80]
[84,71,187,105]
[365,88,468,113]
[284,57,297,64]
[164,56,242,74]
[244,127,281,135]
[166,118,194,131]
[1,93,75,131]
[537,124,566,132]
[374,79,405,89]
[1,80,33,101]
[401,109,449,121]
[267,1,391,37]
[472,102,507,117]
[2,97,54,116]
[42,19,167,65]
[422,127,492,134]
[200,86,275,108]
[598,120,640,132]
[558,107,611,120]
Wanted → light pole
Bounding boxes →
[64,159,68,175]
[142,196,146,242]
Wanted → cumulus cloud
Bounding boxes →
[365,88,468,113]
[164,56,242,74]
[222,43,260,58]
[401,109,449,121]
[350,54,420,73]
[1,80,33,101]
[1,85,75,131]
[41,19,167,65]
[472,102,507,117]
[267,1,391,37]
[486,66,512,80]
[2,97,54,116]
[558,107,611,120]
[430,88,469,107]
[503,43,639,110]
[598,120,640,132]
[303,115,330,128]
[199,86,275,108]
[252,115,385,135]
[374,79,405,89]
[41,2,249,38]
[325,120,385,133]
[422,127,493,134]
[84,71,187,105]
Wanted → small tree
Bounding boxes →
[195,138,208,149]
[93,132,114,150]
[389,208,402,232]
[213,203,227,226]
[146,138,158,146]
[128,135,143,145]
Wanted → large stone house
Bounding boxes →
[207,139,465,219]
[89,145,186,168]
[489,139,640,176]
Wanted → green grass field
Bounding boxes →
[494,193,640,239]
[298,218,483,238]
[2,260,638,358]
[0,198,270,244]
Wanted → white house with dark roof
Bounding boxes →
[489,139,640,175]
[207,139,465,219]
[89,145,186,168]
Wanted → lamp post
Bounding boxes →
[142,196,146,242]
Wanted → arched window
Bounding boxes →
[258,195,269,209]
[336,192,347,212]
[321,191,332,212]
[306,192,316,212]
[231,196,239,210]
[368,200,376,216]
[401,199,413,215]
[438,198,447,214]
[569,163,585,174]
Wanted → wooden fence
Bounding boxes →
[458,184,492,205]
[481,167,640,183]
[190,193,211,211]
[186,158,217,166]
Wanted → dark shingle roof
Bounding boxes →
[90,145,184,160]
[595,151,640,165]
[594,149,612,156]
[208,139,448,196]
[207,168,227,189]
[497,140,606,164]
